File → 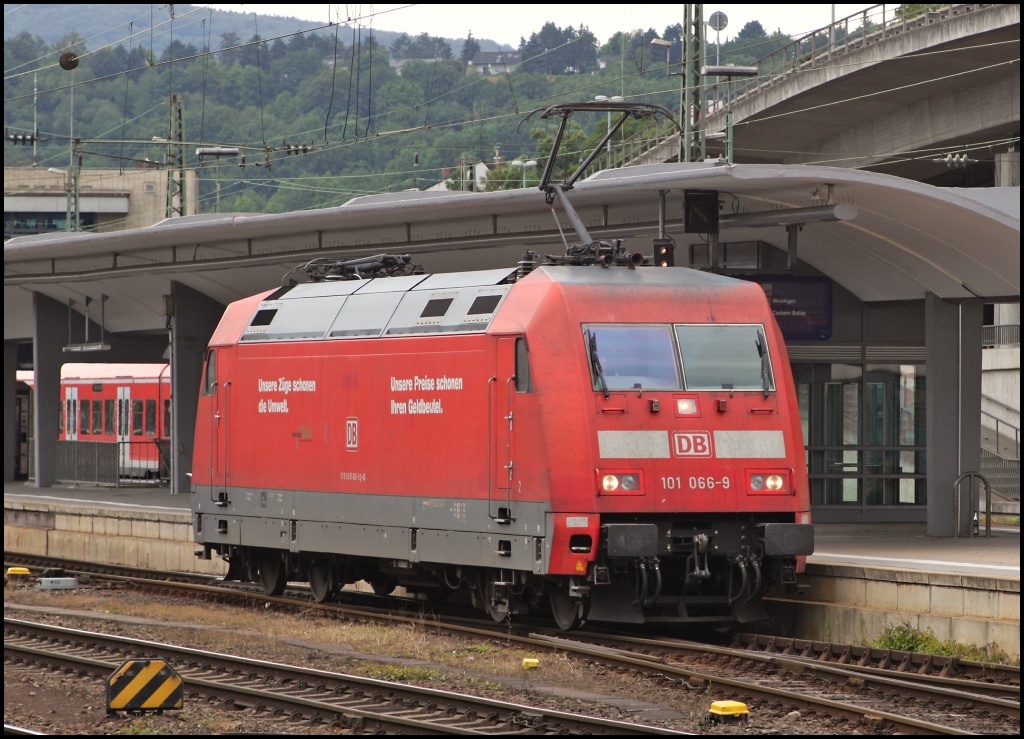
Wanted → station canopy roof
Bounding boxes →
[4,163,1019,341]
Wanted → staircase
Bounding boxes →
[980,396,1020,510]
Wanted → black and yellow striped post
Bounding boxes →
[106,659,183,713]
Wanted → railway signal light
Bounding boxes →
[653,237,675,267]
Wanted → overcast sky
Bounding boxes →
[211,4,877,46]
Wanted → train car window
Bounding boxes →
[203,350,216,395]
[145,400,157,436]
[104,400,115,435]
[582,324,681,391]
[58,401,64,435]
[328,292,404,338]
[515,338,534,393]
[132,400,144,436]
[92,400,103,435]
[79,400,90,435]
[242,296,347,341]
[163,399,171,437]
[675,324,775,391]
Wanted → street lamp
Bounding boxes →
[706,11,729,108]
[700,65,758,163]
[509,159,537,189]
[594,95,624,169]
[649,37,673,73]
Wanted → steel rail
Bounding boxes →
[531,634,1019,718]
[538,631,1021,702]
[733,632,1021,685]
[4,618,684,736]
[7,553,1016,733]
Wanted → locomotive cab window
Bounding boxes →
[583,324,681,391]
[203,350,216,395]
[515,337,534,393]
[676,324,775,391]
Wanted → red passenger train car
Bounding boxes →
[53,363,171,477]
[192,264,813,628]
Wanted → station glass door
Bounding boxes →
[793,362,927,522]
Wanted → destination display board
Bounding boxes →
[737,276,833,341]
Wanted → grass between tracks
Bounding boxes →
[3,586,575,694]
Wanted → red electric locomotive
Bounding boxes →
[192,255,813,628]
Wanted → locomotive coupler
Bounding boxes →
[685,533,711,586]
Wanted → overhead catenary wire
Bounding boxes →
[7,8,1016,207]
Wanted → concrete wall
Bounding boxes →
[4,499,227,576]
[769,563,1019,659]
[983,346,1020,429]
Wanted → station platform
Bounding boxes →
[4,482,1019,657]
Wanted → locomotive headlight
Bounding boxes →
[598,472,644,495]
[748,470,790,494]
[675,397,699,415]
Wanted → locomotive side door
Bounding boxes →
[204,349,229,502]
[65,386,79,441]
[116,386,131,472]
[491,337,517,522]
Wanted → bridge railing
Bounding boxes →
[724,4,991,112]
[584,4,992,175]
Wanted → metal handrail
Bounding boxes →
[953,471,992,538]
[982,323,1020,348]
[724,4,984,113]
[980,399,1020,461]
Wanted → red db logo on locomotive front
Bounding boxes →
[673,431,712,457]
[346,418,359,451]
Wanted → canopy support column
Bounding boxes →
[925,292,983,536]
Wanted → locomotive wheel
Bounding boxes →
[308,560,337,603]
[549,589,584,631]
[480,576,510,623]
[258,552,287,596]
[370,578,397,596]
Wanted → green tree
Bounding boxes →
[460,32,481,64]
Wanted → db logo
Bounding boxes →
[673,431,712,457]
[345,418,359,451]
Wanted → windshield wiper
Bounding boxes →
[587,330,610,399]
[755,331,770,398]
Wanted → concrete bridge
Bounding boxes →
[619,3,1019,184]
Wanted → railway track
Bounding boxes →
[732,632,1021,685]
[7,553,1020,734]
[4,618,682,736]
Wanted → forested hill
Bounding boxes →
[4,9,790,215]
[1,4,510,58]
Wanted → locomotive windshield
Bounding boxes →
[583,325,681,391]
[583,323,775,392]
[676,324,775,391]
